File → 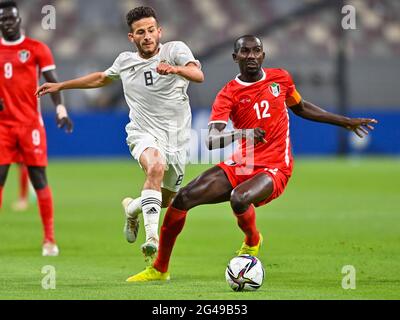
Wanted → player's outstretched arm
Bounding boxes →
[43,70,73,133]
[36,72,114,97]
[156,62,204,83]
[206,123,266,150]
[290,100,378,138]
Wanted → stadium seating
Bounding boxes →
[14,0,400,110]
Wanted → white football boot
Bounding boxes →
[122,198,140,243]
[42,242,59,257]
[141,237,159,263]
[11,199,29,212]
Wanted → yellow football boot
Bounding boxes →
[237,234,263,256]
[126,266,170,282]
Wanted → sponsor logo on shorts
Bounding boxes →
[224,160,237,166]
[264,168,278,175]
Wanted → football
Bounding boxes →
[225,255,265,292]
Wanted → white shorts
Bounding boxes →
[127,131,187,193]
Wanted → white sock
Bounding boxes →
[141,189,162,242]
[126,197,142,218]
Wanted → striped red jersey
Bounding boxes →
[0,35,55,126]
[209,68,302,176]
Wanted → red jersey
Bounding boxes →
[209,68,302,176]
[0,35,55,126]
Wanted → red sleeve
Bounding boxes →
[284,70,302,107]
[208,86,233,125]
[36,41,56,73]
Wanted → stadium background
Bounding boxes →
[1,0,399,300]
[15,0,400,158]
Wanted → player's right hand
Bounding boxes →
[242,128,267,145]
[156,62,178,75]
[254,127,267,144]
[35,82,62,97]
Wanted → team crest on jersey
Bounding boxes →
[269,82,280,97]
[18,50,31,63]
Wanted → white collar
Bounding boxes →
[235,69,266,86]
[1,35,26,46]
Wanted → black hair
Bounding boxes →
[126,6,158,30]
[0,0,18,9]
[234,35,262,53]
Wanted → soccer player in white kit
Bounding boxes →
[36,7,204,261]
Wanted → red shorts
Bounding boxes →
[218,161,290,207]
[0,123,48,166]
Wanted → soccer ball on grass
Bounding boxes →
[225,254,265,292]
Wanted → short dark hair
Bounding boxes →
[0,0,18,10]
[126,6,158,30]
[234,35,262,53]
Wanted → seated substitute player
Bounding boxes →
[127,35,378,281]
[0,1,73,256]
[36,6,204,261]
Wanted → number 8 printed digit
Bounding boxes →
[32,129,41,146]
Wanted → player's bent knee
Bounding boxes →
[230,189,250,214]
[162,193,175,208]
[172,188,192,211]
[28,167,48,190]
[0,167,9,185]
[146,163,165,180]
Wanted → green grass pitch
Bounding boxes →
[0,158,399,300]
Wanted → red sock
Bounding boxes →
[153,206,187,273]
[234,205,260,246]
[19,165,29,200]
[36,186,55,243]
[0,186,3,209]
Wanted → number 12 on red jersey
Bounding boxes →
[253,100,271,120]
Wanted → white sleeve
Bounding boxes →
[104,55,121,80]
[172,41,201,68]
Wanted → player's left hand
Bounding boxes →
[156,62,178,75]
[345,118,378,138]
[56,116,73,133]
[55,105,73,133]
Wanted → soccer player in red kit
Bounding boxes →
[127,35,378,281]
[0,1,73,256]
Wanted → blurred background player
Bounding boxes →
[12,162,37,212]
[36,6,204,261]
[127,35,377,282]
[11,162,31,211]
[0,0,73,256]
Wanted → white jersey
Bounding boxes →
[104,41,200,152]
